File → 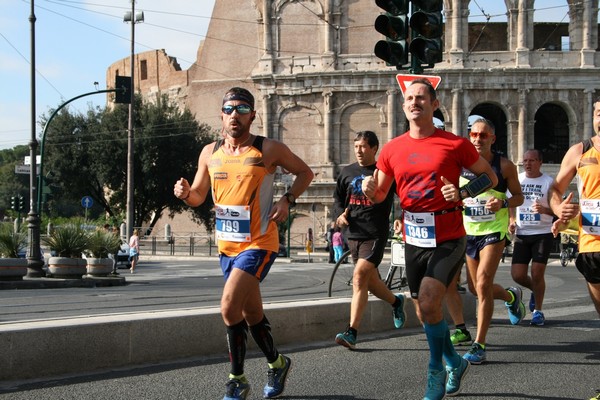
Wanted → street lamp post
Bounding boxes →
[27,0,44,277]
[123,2,144,242]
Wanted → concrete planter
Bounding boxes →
[0,258,28,281]
[48,257,87,279]
[86,258,114,277]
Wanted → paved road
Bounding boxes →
[0,257,598,399]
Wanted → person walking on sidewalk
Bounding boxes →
[173,87,314,400]
[508,149,555,326]
[457,118,525,365]
[331,226,344,263]
[332,130,406,350]
[362,79,498,400]
[128,229,140,274]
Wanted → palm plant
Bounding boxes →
[0,224,27,259]
[42,223,88,258]
[86,230,122,259]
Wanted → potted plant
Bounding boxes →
[43,223,88,278]
[85,229,122,276]
[0,224,28,281]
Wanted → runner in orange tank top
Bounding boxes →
[550,99,600,323]
[173,87,313,400]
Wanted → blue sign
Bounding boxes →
[81,196,94,209]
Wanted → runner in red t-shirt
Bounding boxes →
[362,79,497,400]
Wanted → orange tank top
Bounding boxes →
[208,136,279,256]
[577,139,600,253]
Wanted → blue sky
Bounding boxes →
[0,1,572,150]
[0,0,215,150]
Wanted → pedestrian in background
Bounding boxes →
[128,228,139,274]
[174,87,314,400]
[332,226,344,263]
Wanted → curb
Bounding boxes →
[0,293,476,381]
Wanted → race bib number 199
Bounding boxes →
[215,204,251,242]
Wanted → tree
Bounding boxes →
[0,146,30,219]
[40,94,216,232]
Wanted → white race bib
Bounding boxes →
[580,199,600,236]
[215,204,251,242]
[403,211,436,248]
[463,196,496,223]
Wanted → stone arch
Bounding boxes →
[277,101,324,162]
[468,102,509,156]
[533,102,572,164]
[274,0,325,56]
[336,100,384,166]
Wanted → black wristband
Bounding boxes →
[181,191,190,201]
[502,199,509,208]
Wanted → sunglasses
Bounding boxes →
[222,104,253,115]
[469,131,492,139]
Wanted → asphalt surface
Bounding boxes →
[0,256,599,400]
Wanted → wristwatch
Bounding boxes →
[283,192,296,207]
[502,199,509,208]
[459,188,469,200]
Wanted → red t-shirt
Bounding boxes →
[377,129,479,244]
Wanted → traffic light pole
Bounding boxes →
[26,87,124,278]
[36,88,124,215]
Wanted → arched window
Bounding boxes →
[469,104,508,156]
[534,103,569,164]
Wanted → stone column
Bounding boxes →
[323,90,333,164]
[584,88,596,141]
[517,89,529,161]
[387,90,397,142]
[516,0,530,67]
[262,93,271,139]
[451,89,463,136]
[447,0,467,67]
[580,0,596,68]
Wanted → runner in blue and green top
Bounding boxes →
[456,118,525,365]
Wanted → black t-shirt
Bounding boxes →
[333,162,396,240]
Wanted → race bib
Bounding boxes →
[580,199,600,236]
[463,196,495,223]
[519,207,541,226]
[215,204,251,242]
[403,211,436,248]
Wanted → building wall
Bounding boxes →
[106,0,600,239]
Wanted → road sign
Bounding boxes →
[15,165,40,175]
[81,196,94,209]
[395,74,442,97]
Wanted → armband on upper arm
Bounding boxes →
[459,173,494,199]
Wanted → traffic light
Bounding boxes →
[374,0,410,69]
[18,195,25,212]
[409,0,444,66]
[115,75,132,104]
[10,196,16,210]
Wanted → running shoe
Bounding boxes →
[393,294,406,329]
[589,389,600,400]
[463,342,486,364]
[530,310,545,326]
[223,379,250,400]
[529,292,535,312]
[335,329,356,350]
[505,286,526,325]
[263,355,291,399]
[423,368,447,400]
[446,358,471,396]
[450,328,472,346]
